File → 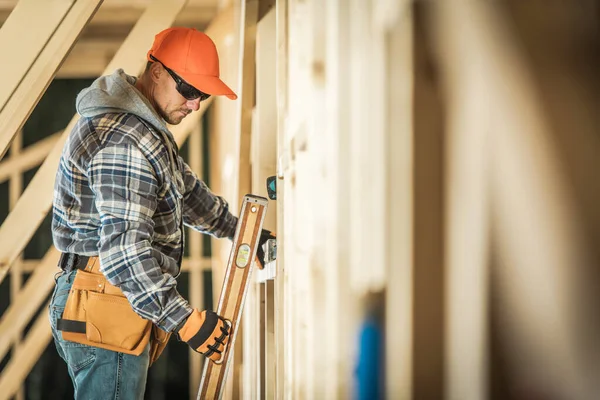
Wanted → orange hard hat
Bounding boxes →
[147,27,237,100]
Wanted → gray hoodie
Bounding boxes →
[76,69,184,190]
[76,69,170,138]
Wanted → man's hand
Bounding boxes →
[178,310,230,362]
[256,229,276,269]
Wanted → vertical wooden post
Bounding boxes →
[382,2,415,398]
[9,130,24,400]
[411,3,446,398]
[430,3,493,399]
[188,123,205,399]
[232,0,260,396]
[254,6,278,399]
[274,0,289,397]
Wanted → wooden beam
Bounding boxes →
[89,5,215,26]
[0,0,217,7]
[0,132,60,183]
[188,123,205,399]
[0,0,103,160]
[9,131,24,400]
[254,7,277,397]
[0,304,52,399]
[0,0,189,284]
[411,4,446,398]
[0,248,60,363]
[56,38,121,78]
[431,4,491,399]
[0,7,214,36]
[384,4,414,400]
[233,1,260,396]
[0,0,74,112]
[235,0,259,204]
[274,0,288,397]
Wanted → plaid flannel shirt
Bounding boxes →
[52,112,237,332]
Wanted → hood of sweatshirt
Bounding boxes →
[76,69,184,189]
[76,69,174,140]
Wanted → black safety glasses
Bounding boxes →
[150,55,210,101]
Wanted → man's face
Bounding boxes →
[151,64,202,125]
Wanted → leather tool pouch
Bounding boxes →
[149,325,171,364]
[58,257,156,357]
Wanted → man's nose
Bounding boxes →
[187,98,201,111]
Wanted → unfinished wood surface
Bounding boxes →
[383,3,414,399]
[468,2,598,398]
[188,123,205,400]
[0,132,60,183]
[206,3,240,317]
[411,3,446,398]
[0,0,74,112]
[241,109,261,399]
[0,0,104,160]
[0,248,60,362]
[0,304,53,398]
[430,3,493,399]
[0,0,188,285]
[232,0,260,396]
[274,0,288,397]
[235,0,259,204]
[245,6,278,398]
[8,131,24,400]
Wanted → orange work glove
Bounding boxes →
[178,310,230,362]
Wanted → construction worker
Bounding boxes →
[48,27,274,399]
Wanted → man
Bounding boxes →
[48,27,272,399]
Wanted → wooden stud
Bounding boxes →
[410,4,446,398]
[231,0,260,396]
[274,0,288,397]
[0,132,60,183]
[0,303,53,399]
[0,248,60,364]
[235,0,259,202]
[383,4,414,399]
[431,3,493,399]
[188,122,205,399]
[249,5,278,398]
[9,130,23,400]
[0,0,74,112]
[252,3,277,399]
[0,0,104,160]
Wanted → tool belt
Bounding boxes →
[57,253,171,364]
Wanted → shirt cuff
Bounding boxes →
[156,295,194,332]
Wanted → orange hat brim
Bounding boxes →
[178,71,238,100]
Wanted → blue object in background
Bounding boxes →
[355,315,384,400]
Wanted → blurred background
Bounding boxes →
[0,0,598,399]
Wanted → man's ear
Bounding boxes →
[148,62,163,84]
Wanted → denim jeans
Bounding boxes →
[48,271,150,400]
